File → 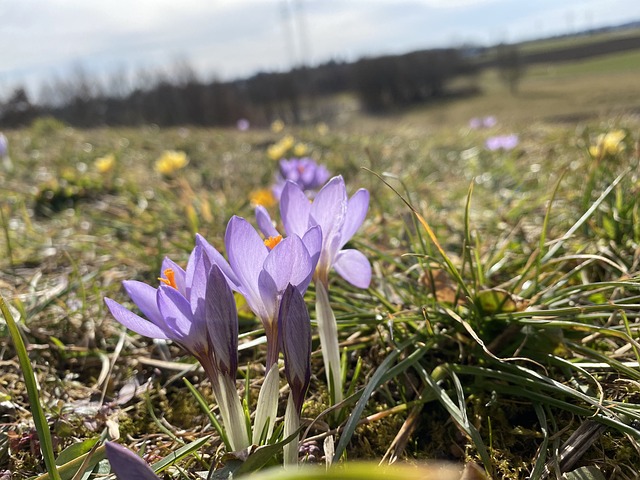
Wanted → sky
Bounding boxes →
[2,0,640,100]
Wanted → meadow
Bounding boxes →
[1,48,640,479]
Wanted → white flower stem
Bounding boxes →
[253,363,280,444]
[283,392,300,467]
[214,376,251,451]
[315,281,343,405]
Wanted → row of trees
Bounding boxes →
[0,47,483,128]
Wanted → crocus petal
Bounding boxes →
[301,225,322,269]
[339,188,369,249]
[123,281,163,327]
[310,176,348,268]
[206,264,239,375]
[156,285,198,346]
[280,181,311,237]
[187,246,209,319]
[255,206,279,238]
[333,249,372,289]
[196,233,240,289]
[225,216,269,319]
[278,284,311,413]
[104,298,169,340]
[105,442,160,480]
[262,235,313,296]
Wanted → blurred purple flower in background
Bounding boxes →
[272,158,330,199]
[485,134,519,151]
[236,118,250,131]
[469,116,497,130]
[0,133,7,157]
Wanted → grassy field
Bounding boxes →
[1,49,640,479]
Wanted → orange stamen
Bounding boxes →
[264,235,283,250]
[158,268,178,289]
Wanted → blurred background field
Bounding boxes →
[2,6,640,480]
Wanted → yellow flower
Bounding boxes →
[590,130,626,158]
[293,142,308,156]
[316,122,329,136]
[249,188,276,208]
[267,135,295,161]
[155,150,188,175]
[270,119,285,133]
[94,153,115,173]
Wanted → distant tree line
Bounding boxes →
[0,47,480,129]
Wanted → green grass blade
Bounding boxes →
[150,435,211,473]
[541,169,629,263]
[332,348,400,462]
[0,295,61,480]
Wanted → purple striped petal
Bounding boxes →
[262,235,313,296]
[105,442,160,480]
[280,181,311,237]
[301,225,322,269]
[339,188,369,249]
[255,206,279,238]
[187,246,209,319]
[123,281,163,327]
[225,216,269,319]
[310,176,347,268]
[156,285,198,345]
[205,264,239,376]
[196,233,239,289]
[104,298,169,340]
[333,249,372,289]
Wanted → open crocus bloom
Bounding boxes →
[104,246,236,378]
[258,175,371,289]
[196,216,320,367]
[104,246,250,451]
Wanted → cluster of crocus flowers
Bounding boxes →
[589,129,626,159]
[105,173,370,465]
[105,218,318,462]
[256,175,371,403]
[154,150,188,176]
[272,158,330,200]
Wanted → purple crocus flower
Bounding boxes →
[104,247,250,451]
[197,217,321,368]
[272,158,330,199]
[485,134,519,151]
[259,175,371,289]
[105,442,159,480]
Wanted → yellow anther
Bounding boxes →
[158,268,178,289]
[264,235,283,250]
